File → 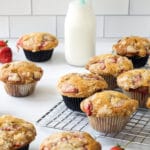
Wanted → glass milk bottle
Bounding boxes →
[65,0,96,66]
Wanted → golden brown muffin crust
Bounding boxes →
[57,73,108,98]
[0,115,36,150]
[17,32,58,51]
[113,36,150,57]
[117,69,150,91]
[80,90,138,117]
[86,54,133,77]
[146,98,150,108]
[40,131,101,150]
[0,61,43,84]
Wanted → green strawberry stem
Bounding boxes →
[5,40,8,44]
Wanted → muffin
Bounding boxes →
[57,73,108,112]
[40,131,101,150]
[113,36,150,68]
[117,69,150,108]
[146,98,150,108]
[85,54,133,89]
[0,115,36,150]
[80,90,138,133]
[17,32,58,62]
[0,61,43,97]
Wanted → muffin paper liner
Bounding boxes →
[62,96,85,112]
[4,82,37,97]
[101,75,117,90]
[123,90,148,108]
[128,55,149,68]
[23,49,54,62]
[18,144,29,150]
[88,115,130,133]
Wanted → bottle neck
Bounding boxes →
[69,0,93,11]
[70,0,92,7]
[79,0,92,5]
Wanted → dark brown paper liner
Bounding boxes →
[18,144,29,150]
[23,49,53,62]
[88,115,130,133]
[101,75,117,90]
[62,96,85,112]
[128,55,149,68]
[4,82,37,97]
[123,90,148,108]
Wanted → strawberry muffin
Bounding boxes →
[17,32,58,62]
[57,73,108,111]
[86,54,133,89]
[40,131,101,150]
[113,36,150,68]
[117,69,150,108]
[0,61,43,97]
[80,90,138,133]
[0,115,36,150]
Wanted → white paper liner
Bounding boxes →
[4,82,37,97]
[88,115,130,133]
[123,90,149,108]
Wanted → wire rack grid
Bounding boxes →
[36,63,150,148]
[36,100,150,146]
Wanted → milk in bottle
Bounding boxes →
[65,0,96,66]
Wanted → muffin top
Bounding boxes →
[57,73,108,98]
[117,69,150,90]
[40,131,101,150]
[80,90,138,117]
[0,115,36,150]
[17,32,58,51]
[113,36,150,57]
[85,54,133,77]
[0,61,43,84]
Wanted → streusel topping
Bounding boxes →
[86,54,133,77]
[0,115,36,150]
[117,69,150,90]
[57,73,108,98]
[17,32,58,51]
[0,61,43,84]
[40,132,101,150]
[80,90,138,117]
[113,36,150,57]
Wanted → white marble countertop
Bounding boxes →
[0,39,149,150]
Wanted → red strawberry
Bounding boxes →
[110,145,124,150]
[0,46,12,63]
[0,40,8,47]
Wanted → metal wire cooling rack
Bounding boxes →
[36,63,150,148]
[36,100,150,146]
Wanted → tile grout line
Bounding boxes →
[56,16,58,37]
[8,16,11,39]
[31,0,33,15]
[128,0,131,15]
[103,16,105,38]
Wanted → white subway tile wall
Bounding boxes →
[93,0,129,15]
[0,0,150,39]
[130,0,150,15]
[0,17,9,38]
[10,16,56,38]
[0,0,31,15]
[105,16,150,37]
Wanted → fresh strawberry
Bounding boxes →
[0,46,12,63]
[110,145,124,150]
[0,40,8,47]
